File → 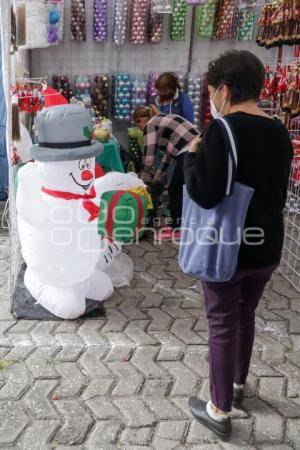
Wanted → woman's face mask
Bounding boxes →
[210,86,228,119]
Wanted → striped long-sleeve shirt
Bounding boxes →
[141,114,200,182]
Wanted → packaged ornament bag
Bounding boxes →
[195,0,217,39]
[130,75,148,119]
[113,0,129,45]
[71,0,86,41]
[93,0,108,42]
[128,127,144,172]
[91,75,109,119]
[47,0,64,45]
[148,1,164,43]
[170,0,187,41]
[152,0,173,13]
[129,0,151,44]
[113,72,132,121]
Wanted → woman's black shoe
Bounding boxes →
[232,387,244,409]
[188,397,232,442]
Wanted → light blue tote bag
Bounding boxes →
[178,117,254,282]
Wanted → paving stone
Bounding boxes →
[255,333,285,361]
[131,256,150,272]
[8,320,37,334]
[5,344,35,361]
[55,345,84,362]
[221,418,254,448]
[140,293,163,308]
[153,280,178,298]
[274,310,300,333]
[265,291,290,310]
[18,419,60,450]
[24,380,58,419]
[0,400,29,445]
[119,297,148,320]
[183,346,209,378]
[171,319,204,345]
[121,427,152,446]
[55,321,80,333]
[258,377,300,417]
[273,361,300,397]
[87,420,121,450]
[54,400,93,445]
[81,378,114,400]
[80,347,111,378]
[109,361,143,396]
[0,321,14,347]
[186,420,218,444]
[131,347,170,379]
[56,363,87,397]
[148,265,175,281]
[55,332,84,348]
[114,397,156,427]
[0,362,31,400]
[272,284,300,299]
[286,418,300,449]
[152,331,184,361]
[143,379,184,420]
[147,308,173,331]
[29,321,58,346]
[243,398,284,444]
[101,310,128,333]
[162,303,194,319]
[87,396,120,420]
[25,347,60,379]
[160,361,198,397]
[287,349,300,367]
[77,320,107,345]
[153,420,187,449]
[257,445,294,450]
[124,320,158,346]
[104,332,135,362]
[134,272,156,288]
[249,354,281,377]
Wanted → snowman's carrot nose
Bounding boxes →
[81,170,93,181]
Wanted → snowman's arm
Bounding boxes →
[16,163,48,226]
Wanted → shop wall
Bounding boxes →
[30,0,276,79]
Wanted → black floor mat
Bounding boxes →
[12,263,107,321]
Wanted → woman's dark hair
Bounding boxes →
[155,72,181,93]
[206,50,265,104]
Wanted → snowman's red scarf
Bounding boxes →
[41,186,100,222]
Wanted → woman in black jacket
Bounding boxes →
[185,50,293,441]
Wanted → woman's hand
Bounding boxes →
[189,136,202,154]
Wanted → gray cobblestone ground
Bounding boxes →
[1,202,300,449]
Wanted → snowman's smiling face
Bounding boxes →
[70,159,94,191]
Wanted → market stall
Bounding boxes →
[1,0,300,321]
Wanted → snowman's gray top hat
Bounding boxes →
[30,104,103,162]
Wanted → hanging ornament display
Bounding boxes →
[52,75,73,101]
[91,75,109,119]
[186,0,207,4]
[71,0,86,41]
[93,0,108,42]
[129,0,151,44]
[113,73,132,121]
[256,0,300,49]
[170,0,187,41]
[47,0,63,45]
[148,1,164,43]
[113,0,129,45]
[187,74,202,127]
[213,0,239,40]
[147,72,160,102]
[130,75,148,118]
[195,0,216,39]
[152,0,173,13]
[74,76,91,101]
[238,6,255,41]
[177,72,186,91]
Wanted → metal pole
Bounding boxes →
[187,6,196,75]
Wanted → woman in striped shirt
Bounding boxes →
[133,105,201,241]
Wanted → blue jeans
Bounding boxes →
[0,126,8,200]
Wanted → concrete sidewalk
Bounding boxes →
[0,207,299,449]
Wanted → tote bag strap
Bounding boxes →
[215,117,238,196]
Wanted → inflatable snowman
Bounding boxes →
[16,104,127,319]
